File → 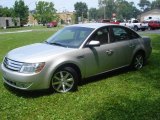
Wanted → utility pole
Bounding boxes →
[99,0,106,19]
[87,11,90,21]
[82,12,84,23]
[103,4,106,19]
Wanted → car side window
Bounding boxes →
[89,27,109,44]
[112,27,130,42]
[127,28,141,39]
[111,26,140,42]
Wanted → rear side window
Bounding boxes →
[111,26,140,42]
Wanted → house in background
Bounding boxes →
[58,11,74,24]
[138,9,160,21]
[26,10,38,26]
[0,17,20,28]
[24,10,75,26]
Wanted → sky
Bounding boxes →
[0,0,154,12]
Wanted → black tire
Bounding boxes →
[148,26,152,30]
[134,26,138,31]
[141,28,145,31]
[51,67,78,93]
[131,53,144,70]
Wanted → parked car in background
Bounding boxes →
[147,20,160,30]
[120,19,148,31]
[24,23,33,27]
[47,21,57,28]
[1,23,152,93]
[101,19,110,23]
[101,19,120,24]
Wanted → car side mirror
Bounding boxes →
[87,40,100,47]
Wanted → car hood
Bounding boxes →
[6,43,75,63]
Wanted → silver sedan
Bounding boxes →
[1,23,152,93]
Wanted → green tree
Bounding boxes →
[98,0,140,21]
[98,0,116,19]
[116,0,140,20]
[138,0,151,11]
[74,2,88,23]
[13,0,29,26]
[88,8,98,21]
[34,1,57,25]
[0,7,13,17]
[151,0,160,9]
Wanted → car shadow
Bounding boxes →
[4,83,54,98]
[79,66,132,86]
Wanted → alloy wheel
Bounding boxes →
[52,70,75,93]
[133,54,144,70]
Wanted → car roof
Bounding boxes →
[67,23,116,29]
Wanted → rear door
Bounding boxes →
[109,26,141,66]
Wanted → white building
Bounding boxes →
[0,17,20,28]
[138,9,160,21]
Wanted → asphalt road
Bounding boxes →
[138,29,160,34]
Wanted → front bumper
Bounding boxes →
[1,63,50,90]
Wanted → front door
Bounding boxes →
[83,27,119,77]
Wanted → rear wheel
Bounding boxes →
[134,26,138,31]
[148,26,152,30]
[131,53,144,70]
[51,67,78,93]
[141,28,145,31]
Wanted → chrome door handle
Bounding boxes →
[106,50,113,55]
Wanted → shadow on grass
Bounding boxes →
[83,64,160,120]
[88,96,160,120]
[80,66,133,86]
[86,51,160,119]
[4,83,54,98]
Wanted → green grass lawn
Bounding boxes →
[0,28,160,120]
[0,25,62,32]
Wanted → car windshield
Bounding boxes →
[46,26,94,48]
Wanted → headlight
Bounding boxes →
[20,62,45,74]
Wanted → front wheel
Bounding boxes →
[131,53,144,70]
[51,67,78,93]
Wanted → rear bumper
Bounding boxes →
[139,26,148,29]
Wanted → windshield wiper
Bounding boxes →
[49,42,66,47]
[44,41,50,44]
[44,41,67,47]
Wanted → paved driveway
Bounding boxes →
[138,29,160,34]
